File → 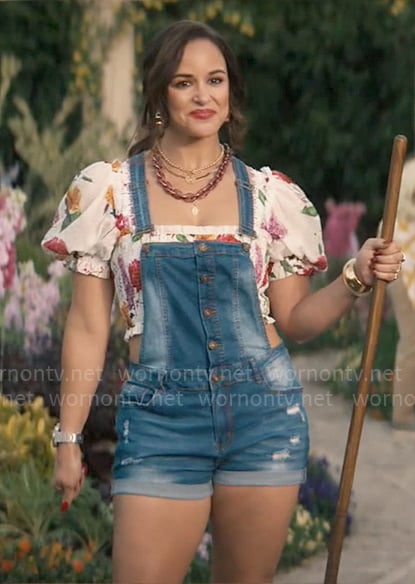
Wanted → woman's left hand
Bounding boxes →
[354,237,404,287]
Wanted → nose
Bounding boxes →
[192,82,210,105]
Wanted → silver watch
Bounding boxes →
[52,422,84,447]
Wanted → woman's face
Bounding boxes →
[165,38,230,141]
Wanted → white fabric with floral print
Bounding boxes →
[42,159,327,340]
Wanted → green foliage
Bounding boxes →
[328,316,398,419]
[0,55,20,126]
[8,94,123,239]
[0,460,62,543]
[0,0,82,168]
[241,0,415,232]
[0,458,112,582]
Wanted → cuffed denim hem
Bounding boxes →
[213,467,307,487]
[111,479,213,500]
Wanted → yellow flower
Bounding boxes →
[295,507,312,527]
[304,539,318,553]
[37,418,45,435]
[229,11,241,26]
[105,186,115,209]
[112,160,122,173]
[30,396,44,410]
[132,9,146,24]
[66,185,81,213]
[240,22,255,37]
[205,5,218,19]
[390,0,407,15]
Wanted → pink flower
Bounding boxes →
[128,260,141,291]
[2,246,16,290]
[262,214,287,241]
[115,213,131,235]
[42,237,69,258]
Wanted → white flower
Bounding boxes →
[295,506,312,527]
[304,539,318,553]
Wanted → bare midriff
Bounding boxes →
[128,322,282,364]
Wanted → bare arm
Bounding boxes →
[268,238,403,343]
[268,273,356,343]
[53,272,114,507]
[59,271,115,433]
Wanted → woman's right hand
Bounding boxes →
[53,444,86,511]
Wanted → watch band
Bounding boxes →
[52,422,84,447]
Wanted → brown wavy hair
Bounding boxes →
[128,20,246,157]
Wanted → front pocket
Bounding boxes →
[259,345,302,393]
[119,381,157,407]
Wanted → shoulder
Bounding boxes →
[65,159,127,209]
[245,163,318,218]
[70,159,124,189]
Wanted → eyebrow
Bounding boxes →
[172,69,227,79]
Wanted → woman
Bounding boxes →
[388,155,415,431]
[42,20,403,584]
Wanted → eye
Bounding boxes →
[172,79,192,88]
[209,77,224,85]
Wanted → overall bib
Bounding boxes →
[112,154,309,499]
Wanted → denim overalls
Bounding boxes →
[112,153,309,499]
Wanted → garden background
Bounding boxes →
[1,0,414,581]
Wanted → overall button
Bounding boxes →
[200,274,212,283]
[208,340,219,350]
[211,373,221,383]
[241,242,251,252]
[198,243,209,252]
[203,308,216,318]
[142,243,150,253]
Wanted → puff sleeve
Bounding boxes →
[260,167,328,280]
[41,161,119,279]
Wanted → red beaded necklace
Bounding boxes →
[152,143,232,204]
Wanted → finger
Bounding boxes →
[61,485,78,511]
[372,264,401,281]
[373,253,402,267]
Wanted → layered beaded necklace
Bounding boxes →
[152,143,232,216]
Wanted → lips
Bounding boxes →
[189,109,215,120]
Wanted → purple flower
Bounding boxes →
[262,213,287,241]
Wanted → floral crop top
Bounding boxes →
[41,158,328,341]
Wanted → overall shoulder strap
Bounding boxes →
[232,156,256,237]
[128,152,153,234]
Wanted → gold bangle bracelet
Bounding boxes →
[342,258,373,297]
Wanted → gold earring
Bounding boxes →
[154,111,163,128]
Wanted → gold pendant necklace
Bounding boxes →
[156,142,224,184]
[164,165,211,184]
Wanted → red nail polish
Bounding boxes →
[60,501,69,513]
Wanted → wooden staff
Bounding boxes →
[324,134,408,584]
